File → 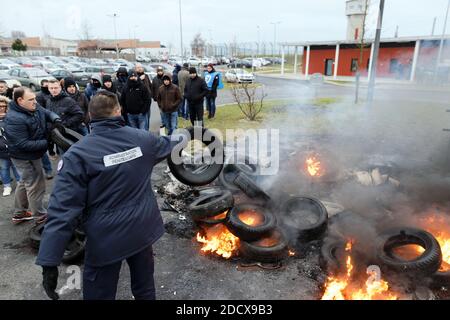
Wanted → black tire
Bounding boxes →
[319,238,345,274]
[233,172,270,201]
[61,233,86,264]
[281,196,328,242]
[218,155,259,192]
[195,210,230,225]
[240,229,288,263]
[29,223,45,249]
[51,127,83,152]
[168,127,224,186]
[188,189,234,219]
[226,204,276,241]
[376,227,442,277]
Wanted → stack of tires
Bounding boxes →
[188,188,288,262]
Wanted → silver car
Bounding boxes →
[8,68,56,91]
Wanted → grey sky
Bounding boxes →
[0,0,449,47]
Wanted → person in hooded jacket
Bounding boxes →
[36,79,51,108]
[64,77,90,135]
[157,74,181,135]
[177,63,190,120]
[46,80,84,133]
[184,67,208,126]
[204,64,220,119]
[120,71,151,130]
[135,64,152,131]
[172,64,181,86]
[115,67,128,95]
[85,75,102,101]
[151,66,165,102]
[102,75,120,99]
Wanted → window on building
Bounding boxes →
[351,59,359,72]
[389,59,399,74]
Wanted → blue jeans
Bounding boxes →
[205,96,216,117]
[178,98,189,119]
[161,111,178,135]
[0,158,20,186]
[143,111,150,131]
[41,153,53,174]
[127,113,147,130]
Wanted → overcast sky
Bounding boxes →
[1,0,449,47]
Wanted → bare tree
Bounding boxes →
[11,30,26,39]
[191,33,205,57]
[355,0,370,104]
[80,20,93,41]
[231,84,268,121]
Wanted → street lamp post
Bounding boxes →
[435,0,450,82]
[270,21,281,57]
[179,0,184,62]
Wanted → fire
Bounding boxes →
[196,224,239,259]
[305,156,323,177]
[289,250,296,257]
[238,210,264,227]
[417,209,450,272]
[321,239,398,300]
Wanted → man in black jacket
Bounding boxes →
[184,67,208,126]
[36,79,51,108]
[64,78,89,135]
[120,71,151,130]
[4,87,61,224]
[47,79,84,132]
[151,66,164,102]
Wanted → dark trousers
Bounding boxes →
[83,245,155,300]
[189,102,204,126]
[205,96,216,118]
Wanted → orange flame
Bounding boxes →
[417,209,450,272]
[306,156,322,177]
[321,239,398,300]
[289,250,296,257]
[196,224,239,259]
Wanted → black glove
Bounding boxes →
[53,119,66,135]
[42,266,59,300]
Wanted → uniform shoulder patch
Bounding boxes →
[103,147,143,167]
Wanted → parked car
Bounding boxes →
[148,63,174,74]
[11,57,38,68]
[0,70,22,88]
[36,61,60,73]
[187,57,202,66]
[0,59,21,70]
[84,65,116,77]
[224,68,255,83]
[228,59,253,69]
[50,69,90,87]
[8,68,56,91]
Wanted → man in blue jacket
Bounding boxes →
[36,90,180,300]
[4,87,61,223]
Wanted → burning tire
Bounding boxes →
[240,229,288,263]
[51,127,83,152]
[233,172,270,201]
[226,204,276,241]
[281,196,328,241]
[376,227,442,277]
[319,238,344,274]
[188,189,234,220]
[430,270,450,288]
[168,127,224,186]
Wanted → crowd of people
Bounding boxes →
[0,62,223,201]
[0,59,224,300]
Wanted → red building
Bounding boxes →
[281,35,450,82]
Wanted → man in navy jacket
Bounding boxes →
[36,90,180,300]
